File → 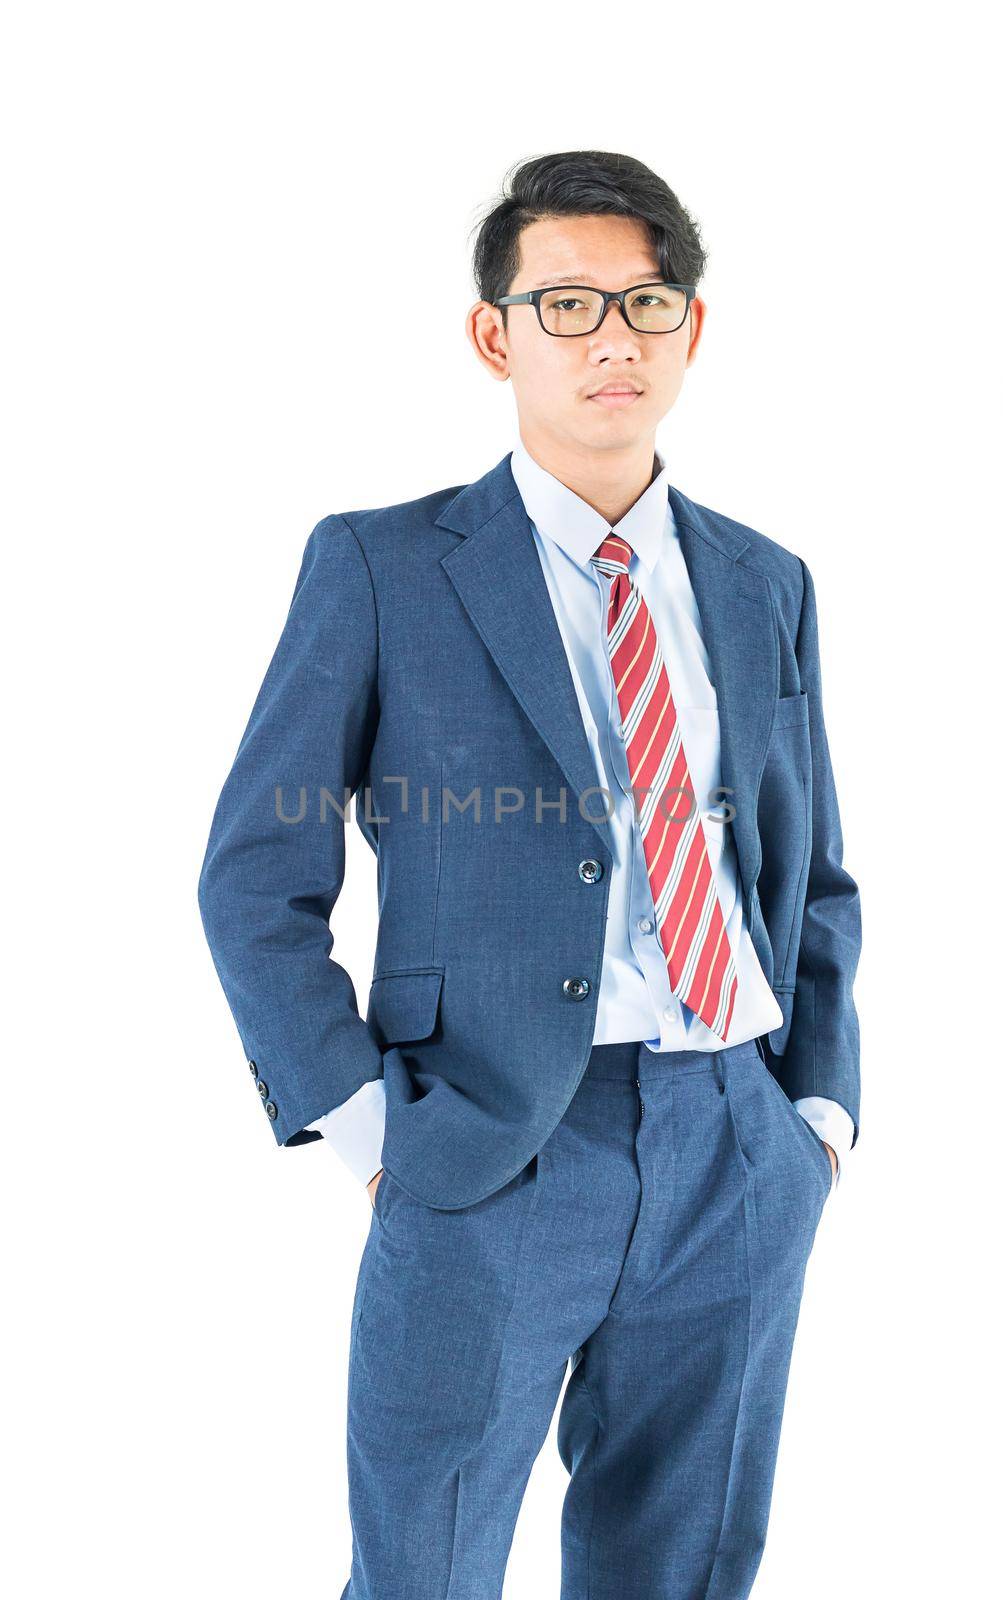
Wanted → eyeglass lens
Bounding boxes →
[539,284,688,335]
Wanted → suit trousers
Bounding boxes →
[340,1034,833,1600]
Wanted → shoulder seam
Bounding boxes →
[314,511,381,689]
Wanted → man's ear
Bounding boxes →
[466,301,510,383]
[685,295,706,366]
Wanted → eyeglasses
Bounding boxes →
[492,280,696,337]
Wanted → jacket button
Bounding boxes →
[578,859,603,883]
[265,1100,278,1120]
[563,977,592,1000]
[257,1080,268,1099]
[248,1060,258,1076]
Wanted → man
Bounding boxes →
[198,150,861,1599]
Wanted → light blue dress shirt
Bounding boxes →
[309,439,853,1186]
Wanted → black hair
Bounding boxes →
[469,150,708,330]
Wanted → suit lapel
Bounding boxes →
[438,469,612,853]
[436,454,778,895]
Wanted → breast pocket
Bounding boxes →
[773,689,809,730]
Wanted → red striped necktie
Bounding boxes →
[591,531,739,1041]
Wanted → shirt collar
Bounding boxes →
[510,434,673,577]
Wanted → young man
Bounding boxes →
[199,150,861,1598]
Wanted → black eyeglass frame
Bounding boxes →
[491,280,697,336]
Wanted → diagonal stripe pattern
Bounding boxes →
[591,532,738,1040]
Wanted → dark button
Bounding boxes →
[265,1100,278,1120]
[578,859,603,883]
[563,977,592,1000]
[257,1080,268,1099]
[248,1060,258,1076]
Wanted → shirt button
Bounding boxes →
[637,917,653,934]
[663,1005,678,1022]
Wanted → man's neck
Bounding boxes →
[516,428,659,526]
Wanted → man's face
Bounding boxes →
[468,213,704,460]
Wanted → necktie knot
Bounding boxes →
[590,532,634,579]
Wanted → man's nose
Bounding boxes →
[589,299,641,350]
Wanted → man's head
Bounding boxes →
[467,151,707,472]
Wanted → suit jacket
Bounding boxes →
[198,451,862,1209]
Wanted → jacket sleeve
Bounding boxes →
[197,514,384,1145]
[770,557,862,1142]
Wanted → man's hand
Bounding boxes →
[822,1142,837,1190]
[367,1168,384,1208]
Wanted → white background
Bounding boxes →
[4,3,1000,1595]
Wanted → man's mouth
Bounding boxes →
[588,383,643,410]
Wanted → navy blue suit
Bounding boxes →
[198,451,861,1209]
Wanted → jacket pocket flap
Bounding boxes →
[366,967,444,1048]
[773,689,809,729]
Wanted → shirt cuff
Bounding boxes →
[793,1096,854,1188]
[305,1079,386,1186]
